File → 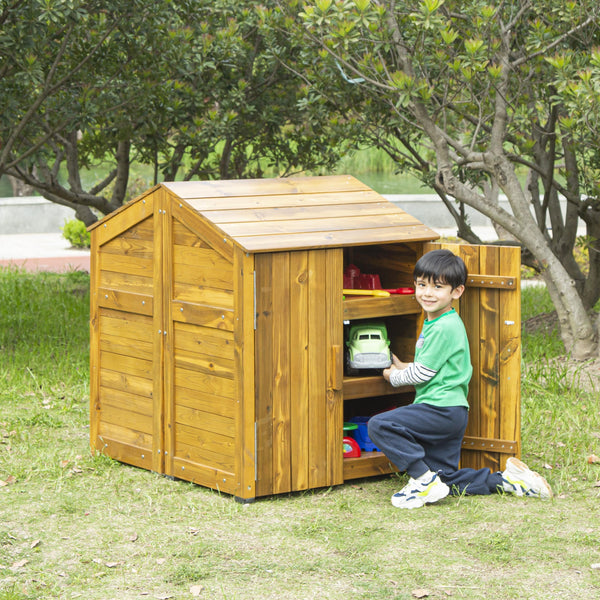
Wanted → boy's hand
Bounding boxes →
[383,353,410,382]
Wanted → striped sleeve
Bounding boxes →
[389,362,437,387]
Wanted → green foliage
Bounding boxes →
[1,1,350,224]
[61,218,91,248]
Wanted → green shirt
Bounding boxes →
[413,309,472,408]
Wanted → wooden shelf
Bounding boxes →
[343,451,398,479]
[343,294,420,320]
[343,375,413,400]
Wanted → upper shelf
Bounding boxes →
[343,293,420,320]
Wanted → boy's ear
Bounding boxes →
[451,284,465,300]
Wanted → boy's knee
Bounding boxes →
[367,414,383,438]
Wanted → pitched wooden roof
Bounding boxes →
[162,175,438,253]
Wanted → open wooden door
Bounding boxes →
[426,242,521,472]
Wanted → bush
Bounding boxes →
[61,218,90,248]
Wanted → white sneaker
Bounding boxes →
[502,457,553,499]
[391,471,450,509]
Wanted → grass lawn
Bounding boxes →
[1,269,600,600]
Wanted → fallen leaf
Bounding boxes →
[190,585,204,596]
[412,590,431,598]
[0,475,16,487]
[587,454,600,464]
[128,532,138,542]
[10,559,29,571]
[543,463,553,470]
[105,561,121,568]
[60,460,70,468]
[30,539,41,549]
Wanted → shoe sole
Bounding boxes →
[506,457,553,499]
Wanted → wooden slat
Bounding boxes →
[325,248,344,486]
[173,244,234,290]
[171,199,234,262]
[234,248,257,500]
[290,251,310,492]
[100,334,153,361]
[174,321,234,360]
[173,281,234,309]
[186,189,386,211]
[174,441,235,474]
[497,246,521,468]
[271,251,292,495]
[99,251,153,278]
[100,386,152,416]
[99,270,154,295]
[98,309,153,342]
[100,370,153,398]
[308,250,328,489]
[163,174,372,199]
[222,212,422,238]
[343,452,397,479]
[171,457,236,495]
[343,294,420,320]
[255,253,274,496]
[89,228,101,449]
[101,229,153,259]
[174,348,234,378]
[202,201,411,224]
[175,385,235,419]
[172,300,234,331]
[234,225,439,253]
[343,377,413,400]
[462,436,518,454]
[94,436,153,471]
[174,366,234,399]
[100,402,153,435]
[175,405,235,438]
[98,287,153,316]
[94,196,154,245]
[101,351,152,379]
[466,274,517,289]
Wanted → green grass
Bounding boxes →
[1,270,600,599]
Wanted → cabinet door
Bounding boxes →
[426,242,521,471]
[255,248,344,496]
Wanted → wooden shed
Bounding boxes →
[89,175,521,501]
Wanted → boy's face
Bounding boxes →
[414,276,465,320]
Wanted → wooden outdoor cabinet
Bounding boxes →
[89,175,521,501]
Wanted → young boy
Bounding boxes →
[367,249,552,509]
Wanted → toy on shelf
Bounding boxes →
[345,321,392,371]
[343,422,361,457]
[343,264,414,296]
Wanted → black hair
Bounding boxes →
[413,249,467,289]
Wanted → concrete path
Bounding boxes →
[0,233,90,272]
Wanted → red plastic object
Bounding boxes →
[357,273,382,290]
[343,437,361,458]
[384,287,415,295]
[343,264,361,289]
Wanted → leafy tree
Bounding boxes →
[0,0,348,225]
[273,0,600,358]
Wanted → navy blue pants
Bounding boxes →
[367,403,504,495]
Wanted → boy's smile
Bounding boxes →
[414,276,464,320]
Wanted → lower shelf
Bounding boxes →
[343,451,398,480]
